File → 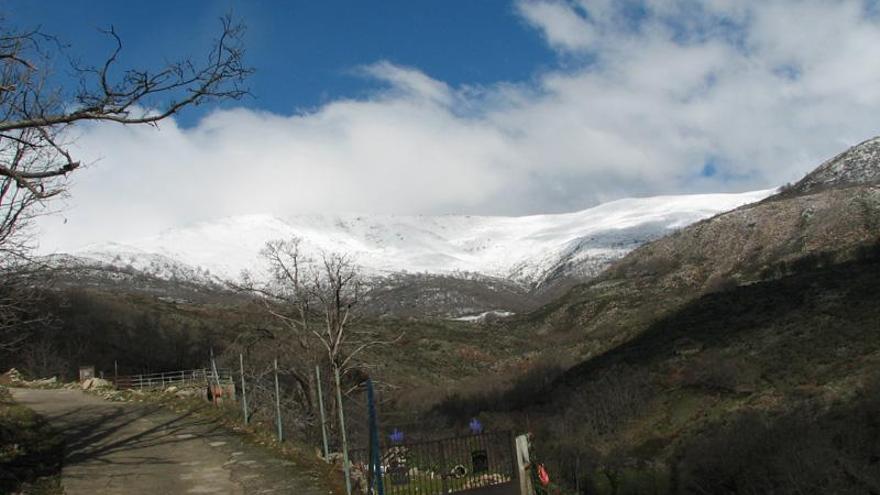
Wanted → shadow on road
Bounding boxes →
[53,403,225,465]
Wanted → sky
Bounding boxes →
[6,0,880,251]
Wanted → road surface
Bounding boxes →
[10,387,333,494]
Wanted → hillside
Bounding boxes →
[522,138,880,362]
[434,137,880,493]
[783,135,880,195]
[500,249,880,494]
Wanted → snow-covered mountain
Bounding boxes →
[63,189,774,290]
[788,136,880,195]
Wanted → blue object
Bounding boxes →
[469,418,483,434]
[389,428,404,444]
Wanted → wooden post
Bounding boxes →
[114,360,118,385]
[316,365,330,461]
[274,358,283,442]
[335,367,352,495]
[515,434,533,495]
[240,353,249,425]
[440,442,450,493]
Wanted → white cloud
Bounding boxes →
[515,0,598,52]
[36,0,880,252]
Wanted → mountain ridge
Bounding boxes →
[57,190,774,294]
[784,136,880,195]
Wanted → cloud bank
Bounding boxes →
[38,0,880,251]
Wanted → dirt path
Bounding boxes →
[10,387,332,495]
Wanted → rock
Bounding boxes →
[0,368,23,384]
[91,378,112,389]
[81,377,113,390]
[175,389,197,398]
[164,385,179,394]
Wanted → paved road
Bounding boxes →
[10,388,333,494]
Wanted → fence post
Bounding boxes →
[210,348,222,404]
[114,360,118,386]
[316,365,330,461]
[367,378,385,495]
[274,358,283,442]
[335,366,352,495]
[440,441,450,493]
[240,353,249,425]
[515,434,533,495]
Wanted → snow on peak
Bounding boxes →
[793,136,880,194]
[69,189,774,286]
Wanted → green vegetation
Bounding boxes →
[429,250,880,494]
[0,386,63,494]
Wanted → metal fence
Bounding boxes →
[113,368,234,390]
[349,431,517,495]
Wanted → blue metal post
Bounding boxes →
[367,379,385,495]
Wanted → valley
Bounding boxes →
[8,137,880,495]
[5,5,880,494]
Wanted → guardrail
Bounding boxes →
[113,368,234,390]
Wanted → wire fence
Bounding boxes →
[113,368,234,390]
[108,360,522,494]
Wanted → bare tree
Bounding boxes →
[245,238,397,377]
[0,15,252,349]
[231,238,401,442]
[311,250,365,374]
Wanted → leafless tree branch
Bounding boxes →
[0,14,252,350]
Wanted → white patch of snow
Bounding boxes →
[450,310,516,322]
[66,189,774,287]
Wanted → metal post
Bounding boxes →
[335,366,352,495]
[316,365,330,461]
[239,353,249,425]
[274,358,283,442]
[367,379,385,495]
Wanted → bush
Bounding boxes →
[677,386,880,495]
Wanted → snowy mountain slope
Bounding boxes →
[789,136,880,194]
[63,189,774,289]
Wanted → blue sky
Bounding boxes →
[6,0,555,125]
[10,1,880,250]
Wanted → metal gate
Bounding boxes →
[349,430,519,495]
